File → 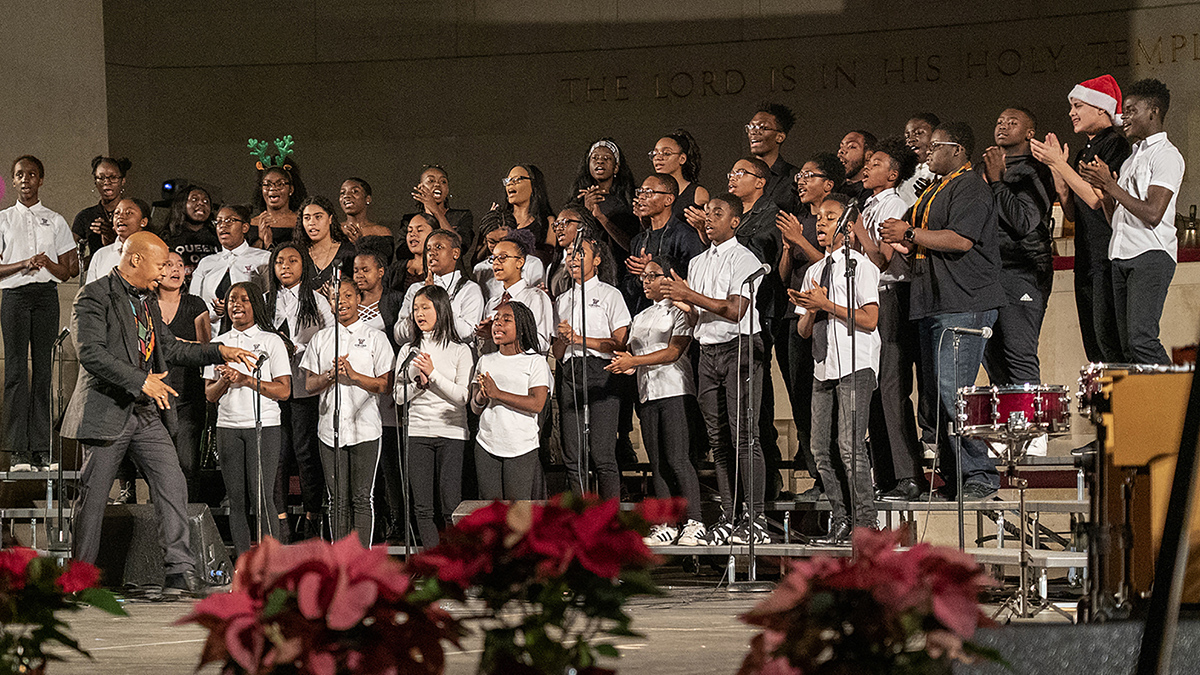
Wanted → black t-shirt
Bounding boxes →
[908,167,1006,319]
[1071,126,1131,265]
[621,215,706,313]
[670,182,703,222]
[735,195,785,322]
[992,154,1055,271]
[72,203,114,261]
[166,225,221,281]
[311,243,358,288]
[764,156,801,214]
[165,293,209,404]
[841,180,870,205]
[783,209,821,296]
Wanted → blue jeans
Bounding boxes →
[917,310,1000,492]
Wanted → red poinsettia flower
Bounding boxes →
[0,547,39,589]
[635,497,688,526]
[56,560,101,593]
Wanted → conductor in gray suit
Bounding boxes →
[62,232,255,595]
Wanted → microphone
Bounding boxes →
[397,347,420,375]
[833,198,860,236]
[252,352,269,371]
[742,263,772,285]
[53,327,70,347]
[946,326,993,338]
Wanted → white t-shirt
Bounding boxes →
[628,299,695,403]
[473,256,546,304]
[482,278,554,354]
[0,201,75,289]
[863,187,912,284]
[473,350,552,458]
[273,284,334,399]
[801,248,881,381]
[394,338,473,440]
[688,237,762,345]
[189,241,271,331]
[300,319,395,446]
[1109,132,1186,262]
[84,240,123,286]
[553,276,631,360]
[203,325,291,428]
[395,270,485,344]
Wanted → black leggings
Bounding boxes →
[216,426,281,555]
[408,436,464,547]
[558,356,620,499]
[475,445,539,501]
[639,396,702,522]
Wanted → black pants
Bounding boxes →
[475,445,540,500]
[277,396,327,517]
[1075,244,1122,363]
[73,403,193,574]
[319,438,381,547]
[408,436,464,547]
[172,399,208,501]
[868,284,924,486]
[2,282,58,463]
[558,356,620,500]
[698,336,766,519]
[639,395,702,522]
[1112,250,1175,365]
[374,426,403,536]
[216,426,281,555]
[984,266,1052,386]
[780,318,820,485]
[758,318,783,479]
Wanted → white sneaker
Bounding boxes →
[644,524,679,546]
[677,520,706,546]
[9,462,32,472]
[1025,434,1048,457]
[47,462,59,471]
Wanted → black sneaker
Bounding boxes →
[881,478,925,502]
[917,487,951,502]
[731,515,770,545]
[796,485,825,502]
[702,515,734,545]
[160,571,203,600]
[961,482,999,501]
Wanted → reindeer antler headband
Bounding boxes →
[247,135,296,171]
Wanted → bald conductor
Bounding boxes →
[62,232,255,596]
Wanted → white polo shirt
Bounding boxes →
[483,277,554,354]
[203,325,291,428]
[801,248,881,382]
[300,319,395,446]
[273,284,334,399]
[628,299,695,403]
[190,241,271,330]
[0,201,75,289]
[394,338,474,440]
[395,270,485,344]
[473,350,553,458]
[688,236,762,345]
[473,256,546,304]
[863,187,912,284]
[554,276,631,360]
[1109,132,1186,262]
[84,240,123,285]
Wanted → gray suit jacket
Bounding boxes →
[61,270,222,444]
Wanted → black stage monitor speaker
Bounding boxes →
[95,503,232,589]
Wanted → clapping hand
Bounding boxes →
[606,351,637,375]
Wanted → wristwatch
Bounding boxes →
[903,227,916,243]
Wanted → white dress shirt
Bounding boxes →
[189,241,271,331]
[300,319,395,446]
[0,201,75,290]
[484,277,554,353]
[1109,132,1186,262]
[473,256,546,304]
[687,236,762,345]
[472,350,553,458]
[394,338,473,440]
[628,299,695,403]
[554,276,632,360]
[395,270,485,344]
[273,284,334,399]
[204,325,291,428]
[801,248,881,381]
[84,240,123,286]
[863,187,912,284]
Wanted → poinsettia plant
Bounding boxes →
[737,527,1005,675]
[178,535,459,675]
[0,546,127,675]
[409,494,682,675]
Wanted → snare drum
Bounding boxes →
[955,384,1071,439]
[1077,362,1195,423]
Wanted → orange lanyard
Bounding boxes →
[912,162,971,259]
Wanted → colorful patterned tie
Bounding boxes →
[130,298,155,364]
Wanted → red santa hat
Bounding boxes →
[1068,74,1123,124]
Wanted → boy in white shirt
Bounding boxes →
[190,205,271,334]
[793,194,881,545]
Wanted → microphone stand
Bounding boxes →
[331,271,343,541]
[49,328,71,560]
[254,357,265,545]
[838,207,860,538]
[400,360,414,560]
[742,274,758,580]
[572,230,591,495]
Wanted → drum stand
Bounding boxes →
[989,428,1075,623]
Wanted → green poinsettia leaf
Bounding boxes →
[77,587,127,616]
[595,643,621,658]
[261,587,292,619]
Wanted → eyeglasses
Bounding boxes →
[262,180,291,190]
[728,169,764,180]
[552,218,582,232]
[214,217,246,226]
[647,149,679,159]
[634,187,673,197]
[795,171,829,183]
[745,123,780,134]
[94,175,122,184]
[929,141,962,151]
[639,271,665,281]
[488,254,522,264]
[502,176,531,187]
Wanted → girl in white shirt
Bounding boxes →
[472,210,545,303]
[472,301,552,500]
[607,256,704,545]
[204,282,292,555]
[395,285,473,547]
[395,229,485,344]
[265,242,332,541]
[552,237,631,500]
[475,231,554,353]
